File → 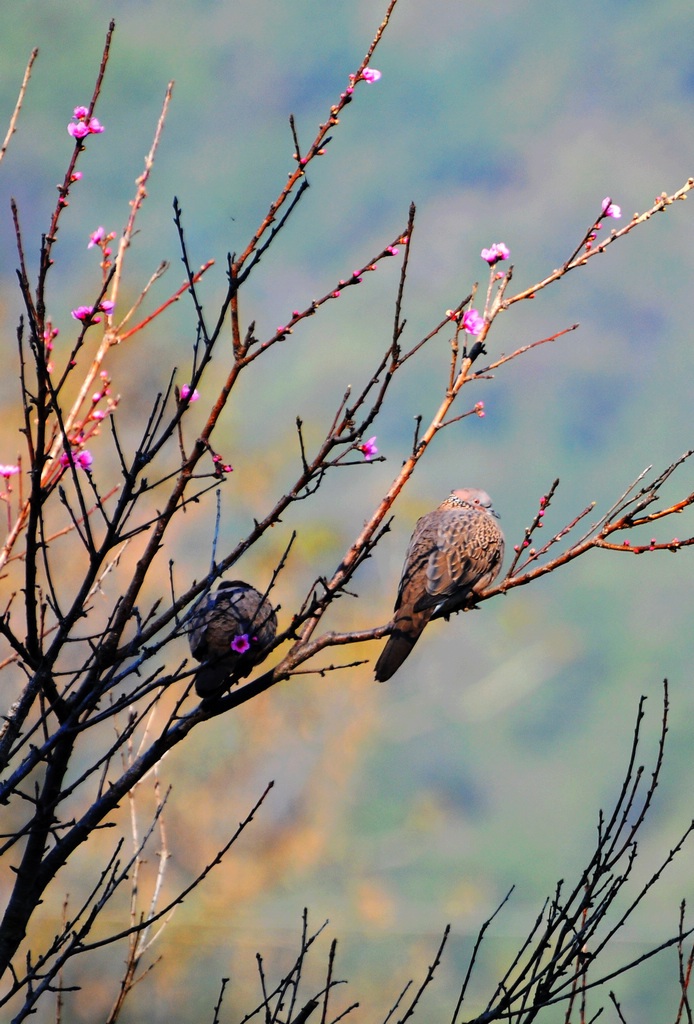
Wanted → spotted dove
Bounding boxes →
[188,580,278,697]
[374,488,504,681]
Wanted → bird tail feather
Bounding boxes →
[374,632,418,681]
[374,607,429,681]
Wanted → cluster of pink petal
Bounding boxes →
[359,436,378,460]
[481,242,510,265]
[71,299,114,324]
[362,67,381,83]
[0,464,20,478]
[231,634,251,654]
[67,106,105,139]
[462,309,484,335]
[180,384,200,402]
[60,449,93,471]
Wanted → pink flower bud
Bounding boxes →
[601,197,622,219]
[88,226,105,249]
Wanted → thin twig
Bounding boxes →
[0,48,38,164]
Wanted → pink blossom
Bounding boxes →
[601,197,622,219]
[68,106,105,139]
[71,300,111,323]
[71,305,97,322]
[385,245,399,255]
[0,464,19,478]
[231,634,251,654]
[481,242,510,265]
[362,67,381,83]
[60,449,93,471]
[68,121,90,139]
[88,226,105,248]
[359,436,378,460]
[181,384,200,402]
[462,308,485,335]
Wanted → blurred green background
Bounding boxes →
[1,1,694,1021]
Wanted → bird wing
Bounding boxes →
[394,509,501,614]
[394,503,505,611]
[422,509,478,606]
[188,594,216,660]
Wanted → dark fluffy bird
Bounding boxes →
[188,580,277,697]
[374,488,504,681]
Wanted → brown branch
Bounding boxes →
[118,260,215,342]
[110,81,174,313]
[243,232,408,366]
[479,323,580,376]
[37,21,116,315]
[47,80,175,473]
[231,0,402,279]
[0,48,39,165]
[500,178,694,313]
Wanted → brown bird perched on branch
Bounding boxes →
[374,488,504,682]
[188,580,278,697]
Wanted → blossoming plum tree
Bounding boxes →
[1,3,694,1021]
